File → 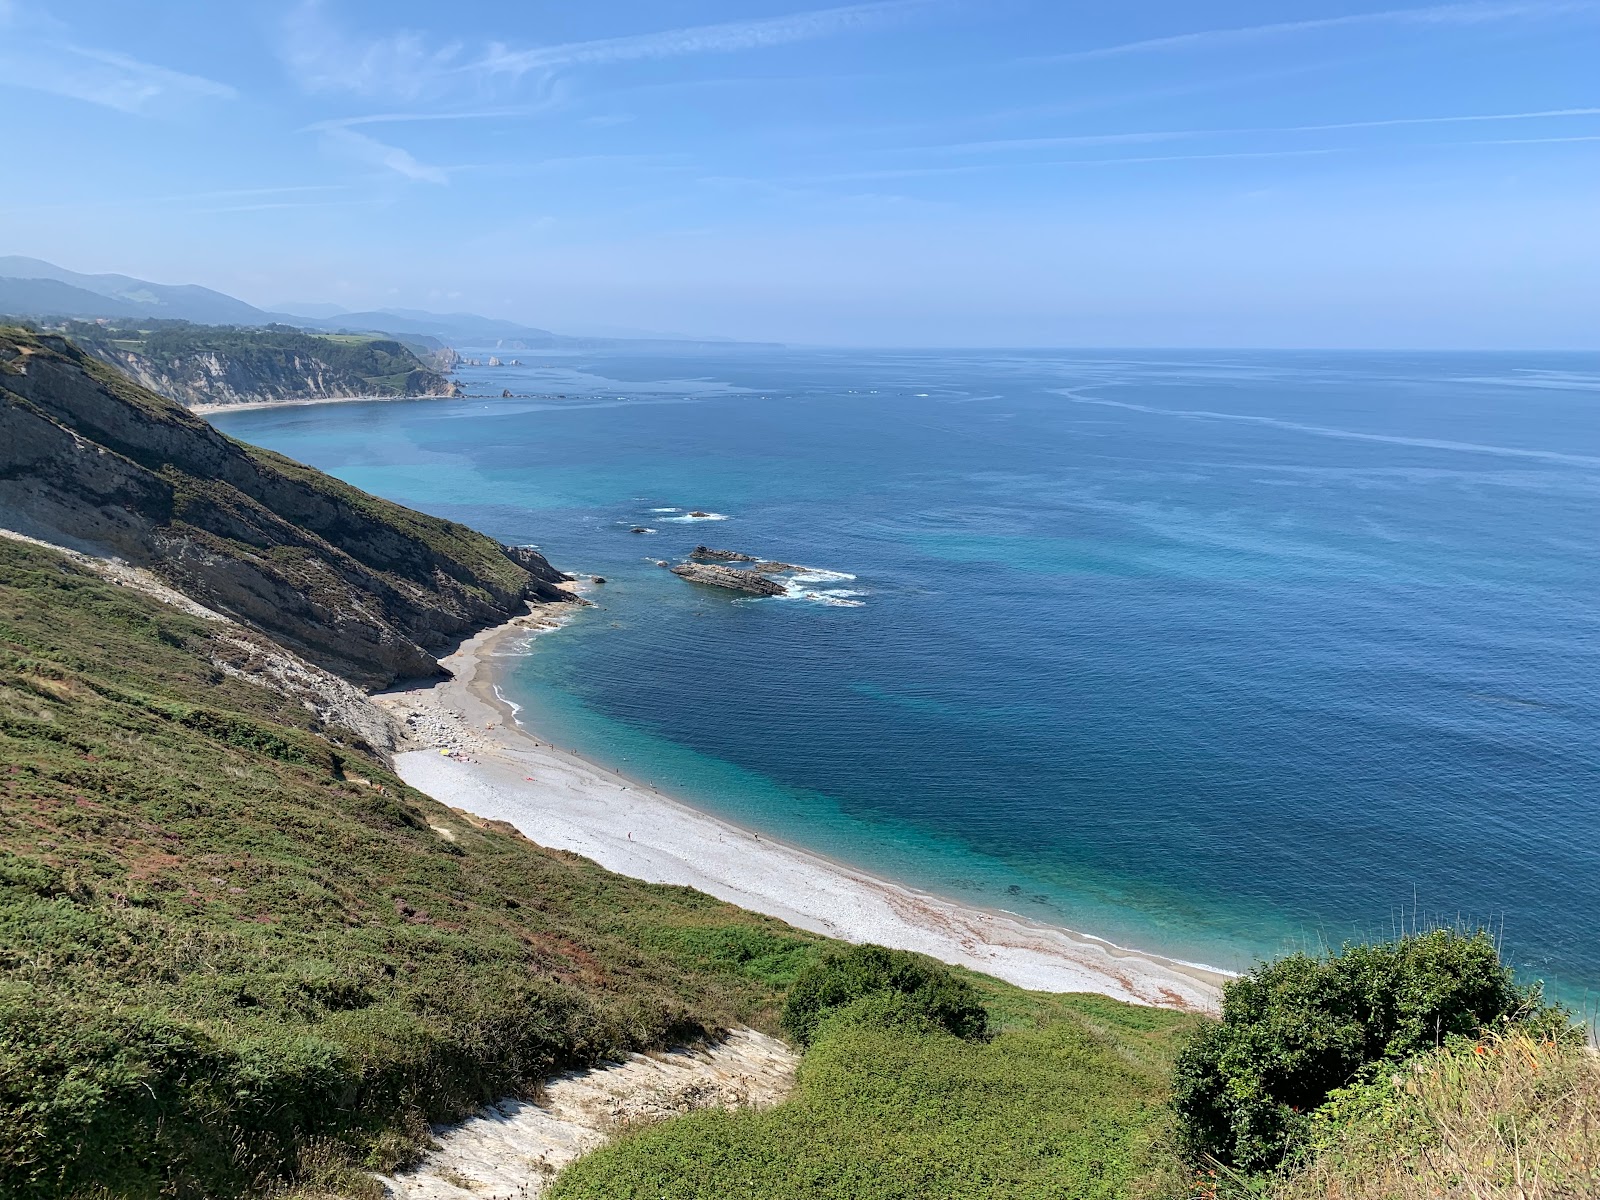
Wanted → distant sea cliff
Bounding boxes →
[63,320,456,409]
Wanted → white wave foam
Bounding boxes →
[786,568,857,584]
[807,591,867,608]
[664,512,731,522]
[777,578,866,607]
[650,507,680,513]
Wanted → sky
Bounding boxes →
[1,1,1597,347]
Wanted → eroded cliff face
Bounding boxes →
[0,329,569,687]
[88,344,455,408]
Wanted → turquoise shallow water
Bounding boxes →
[213,348,1600,1000]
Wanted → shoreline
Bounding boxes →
[190,391,458,416]
[375,611,1229,1013]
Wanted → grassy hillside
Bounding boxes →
[0,536,821,1198]
[551,991,1195,1200]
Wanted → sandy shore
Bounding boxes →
[190,392,457,415]
[376,612,1227,1013]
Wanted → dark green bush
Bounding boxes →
[1172,929,1557,1173]
[779,944,989,1046]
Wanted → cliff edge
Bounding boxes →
[0,327,567,685]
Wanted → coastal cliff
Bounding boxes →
[0,327,563,685]
[65,321,456,409]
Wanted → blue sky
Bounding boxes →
[1,0,1597,346]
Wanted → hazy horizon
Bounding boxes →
[3,1,1598,349]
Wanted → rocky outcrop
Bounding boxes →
[423,345,462,374]
[0,329,572,687]
[691,545,757,562]
[671,561,787,596]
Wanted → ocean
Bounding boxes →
[211,347,1600,1000]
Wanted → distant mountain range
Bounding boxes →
[0,256,776,349]
[0,256,269,325]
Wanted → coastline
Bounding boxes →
[190,391,458,416]
[375,611,1229,1013]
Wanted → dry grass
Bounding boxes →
[1272,1034,1600,1200]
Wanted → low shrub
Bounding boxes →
[1172,929,1561,1173]
[779,944,990,1046]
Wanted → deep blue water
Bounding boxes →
[212,348,1600,999]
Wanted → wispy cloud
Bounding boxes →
[0,39,235,114]
[319,127,450,184]
[304,106,561,133]
[919,107,1600,155]
[482,1,928,78]
[283,0,467,100]
[282,1,928,100]
[1463,133,1600,144]
[806,147,1346,183]
[1043,1,1597,62]
[165,184,354,202]
[187,198,378,215]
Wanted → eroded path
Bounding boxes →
[378,1028,799,1199]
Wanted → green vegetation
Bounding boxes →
[548,931,1579,1200]
[780,943,991,1046]
[56,319,448,398]
[1172,930,1567,1175]
[551,988,1197,1200]
[0,536,822,1199]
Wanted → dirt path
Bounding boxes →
[378,1028,799,1199]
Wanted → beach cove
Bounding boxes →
[374,611,1227,1011]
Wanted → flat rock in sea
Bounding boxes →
[691,545,757,562]
[671,562,787,596]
